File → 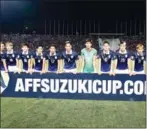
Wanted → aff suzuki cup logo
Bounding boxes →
[0,72,10,94]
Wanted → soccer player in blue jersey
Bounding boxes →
[60,41,79,73]
[115,41,132,75]
[32,45,46,73]
[18,43,33,73]
[0,42,8,72]
[45,44,61,73]
[0,42,9,93]
[94,41,116,75]
[5,42,19,72]
[132,44,146,74]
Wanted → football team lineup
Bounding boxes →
[0,39,146,75]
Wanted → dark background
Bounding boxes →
[0,0,146,35]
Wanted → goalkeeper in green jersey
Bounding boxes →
[80,39,97,73]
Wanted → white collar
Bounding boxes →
[66,50,72,54]
[7,50,14,54]
[103,50,110,54]
[22,51,29,55]
[119,50,127,54]
[36,52,43,56]
[50,52,56,56]
[137,52,143,56]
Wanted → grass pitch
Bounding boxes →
[1,97,146,128]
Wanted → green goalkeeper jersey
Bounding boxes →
[81,48,97,73]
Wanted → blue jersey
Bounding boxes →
[61,51,78,69]
[97,50,116,72]
[116,50,132,70]
[133,51,146,72]
[0,52,6,71]
[5,51,18,66]
[45,53,60,72]
[33,52,45,71]
[18,52,33,70]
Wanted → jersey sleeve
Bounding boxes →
[93,49,97,56]
[81,49,84,56]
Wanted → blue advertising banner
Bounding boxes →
[1,72,146,101]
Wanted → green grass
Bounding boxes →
[1,97,146,128]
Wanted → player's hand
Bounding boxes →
[73,71,77,74]
[129,72,133,76]
[98,72,102,75]
[132,71,136,75]
[5,70,8,73]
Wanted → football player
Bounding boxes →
[45,44,61,73]
[5,42,19,72]
[115,41,133,75]
[0,42,8,72]
[132,44,146,74]
[80,39,97,73]
[60,41,79,73]
[32,45,46,73]
[18,43,33,73]
[94,41,116,75]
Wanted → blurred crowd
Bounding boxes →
[1,34,146,53]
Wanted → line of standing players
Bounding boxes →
[0,39,146,75]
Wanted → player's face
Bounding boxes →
[65,44,72,51]
[137,48,144,54]
[37,47,43,53]
[103,43,110,51]
[49,46,56,53]
[0,44,5,51]
[22,46,29,52]
[120,44,126,52]
[85,42,92,49]
[6,44,13,51]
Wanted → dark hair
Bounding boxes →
[65,41,72,46]
[85,38,93,44]
[103,41,109,45]
[21,43,29,48]
[119,40,126,45]
[50,44,56,48]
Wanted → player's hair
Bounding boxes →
[103,41,109,45]
[6,42,13,47]
[21,43,29,48]
[119,41,126,46]
[50,44,56,48]
[136,43,144,50]
[85,38,93,44]
[65,41,72,46]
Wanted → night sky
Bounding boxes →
[1,0,146,34]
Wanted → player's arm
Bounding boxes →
[41,58,46,73]
[97,58,101,75]
[93,55,97,73]
[79,50,85,73]
[59,59,64,73]
[128,54,135,75]
[2,59,8,72]
[110,54,117,75]
[144,60,147,75]
[75,54,80,73]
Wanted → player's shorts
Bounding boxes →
[8,66,18,72]
[64,68,76,73]
[116,69,129,74]
[135,70,145,74]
